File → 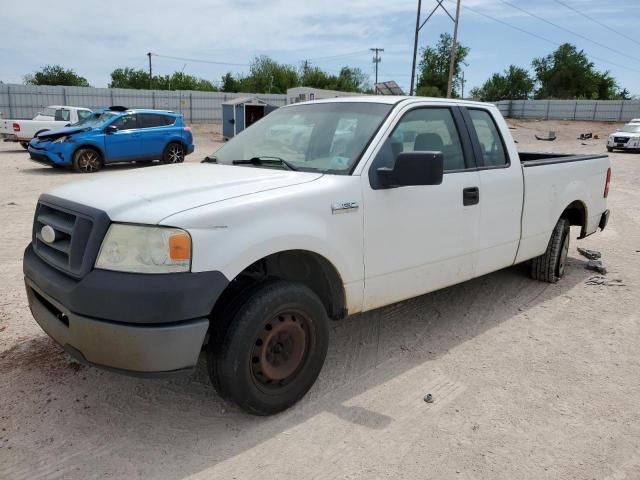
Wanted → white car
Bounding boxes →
[0,105,93,149]
[23,96,611,415]
[607,122,640,152]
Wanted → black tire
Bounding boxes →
[530,217,570,283]
[72,148,102,173]
[207,280,330,415]
[162,142,185,164]
[20,142,29,150]
[607,147,613,152]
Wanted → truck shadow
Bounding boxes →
[1,256,594,479]
[19,162,159,176]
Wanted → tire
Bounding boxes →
[162,142,185,164]
[20,142,29,150]
[207,280,330,415]
[606,147,613,152]
[72,148,102,173]
[530,217,570,283]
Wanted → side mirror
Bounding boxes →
[105,125,118,134]
[377,151,444,188]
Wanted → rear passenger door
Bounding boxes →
[462,107,523,276]
[362,105,481,311]
[138,113,176,159]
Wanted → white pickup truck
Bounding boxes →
[1,105,93,148]
[23,96,610,415]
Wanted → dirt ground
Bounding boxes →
[1,119,639,480]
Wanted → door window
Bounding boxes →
[54,109,70,121]
[467,109,508,167]
[139,114,175,128]
[77,110,93,122]
[111,114,138,131]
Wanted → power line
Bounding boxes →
[553,0,640,48]
[497,0,640,64]
[150,53,249,67]
[447,0,640,74]
[306,50,370,62]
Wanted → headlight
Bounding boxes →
[52,136,68,144]
[96,224,191,273]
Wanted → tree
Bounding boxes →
[470,65,535,101]
[24,65,90,87]
[416,33,469,98]
[109,68,217,91]
[532,43,622,99]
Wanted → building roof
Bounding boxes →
[222,96,273,106]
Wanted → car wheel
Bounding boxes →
[207,280,330,415]
[530,217,570,283]
[162,142,185,164]
[72,148,102,173]
[20,142,29,150]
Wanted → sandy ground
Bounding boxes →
[0,120,639,480]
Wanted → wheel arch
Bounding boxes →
[211,249,347,323]
[561,199,588,238]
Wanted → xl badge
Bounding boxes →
[331,202,359,214]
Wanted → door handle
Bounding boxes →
[463,187,479,206]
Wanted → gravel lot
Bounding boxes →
[1,120,639,479]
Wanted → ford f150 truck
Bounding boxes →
[1,106,93,149]
[23,96,611,415]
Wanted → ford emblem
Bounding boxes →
[41,225,56,244]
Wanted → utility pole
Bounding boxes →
[460,70,465,98]
[147,52,153,89]
[409,0,458,96]
[446,0,461,98]
[370,48,384,93]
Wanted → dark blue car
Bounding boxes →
[28,108,194,173]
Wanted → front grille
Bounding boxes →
[32,195,111,278]
[614,136,629,144]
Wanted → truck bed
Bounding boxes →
[519,152,606,167]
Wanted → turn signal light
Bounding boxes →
[168,232,191,261]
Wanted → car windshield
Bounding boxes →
[621,124,640,133]
[39,107,56,118]
[87,112,119,128]
[212,102,393,174]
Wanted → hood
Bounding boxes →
[46,163,323,224]
[37,126,91,140]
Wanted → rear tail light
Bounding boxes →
[12,122,20,132]
[604,167,611,198]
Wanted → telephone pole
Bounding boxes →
[409,0,459,96]
[147,52,153,89]
[446,0,461,98]
[370,48,384,93]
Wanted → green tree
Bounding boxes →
[109,68,151,89]
[239,56,299,94]
[24,65,90,87]
[416,33,469,98]
[221,72,243,92]
[532,43,622,99]
[470,65,535,101]
[109,68,217,91]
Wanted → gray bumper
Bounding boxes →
[26,278,209,374]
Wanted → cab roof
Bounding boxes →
[288,95,491,109]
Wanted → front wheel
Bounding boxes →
[72,148,102,173]
[530,217,570,283]
[162,142,185,164]
[207,280,329,415]
[20,142,29,150]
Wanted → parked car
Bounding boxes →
[27,108,194,172]
[0,106,93,149]
[23,96,610,415]
[607,122,640,152]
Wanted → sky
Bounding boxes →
[1,0,639,96]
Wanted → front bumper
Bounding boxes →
[607,138,639,150]
[23,244,229,374]
[27,144,72,166]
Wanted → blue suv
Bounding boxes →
[28,108,194,173]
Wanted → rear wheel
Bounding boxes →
[72,148,102,173]
[162,142,185,164]
[530,217,570,283]
[207,280,329,415]
[20,142,29,150]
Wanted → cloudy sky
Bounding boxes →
[1,0,639,95]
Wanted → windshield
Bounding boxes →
[39,107,56,118]
[85,112,119,129]
[621,124,640,133]
[213,102,393,174]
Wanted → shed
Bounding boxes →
[222,96,278,139]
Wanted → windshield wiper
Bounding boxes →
[232,156,297,171]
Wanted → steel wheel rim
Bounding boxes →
[168,145,184,163]
[558,233,569,276]
[78,151,100,172]
[251,311,308,389]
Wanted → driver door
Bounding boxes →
[362,105,481,311]
[104,114,141,161]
